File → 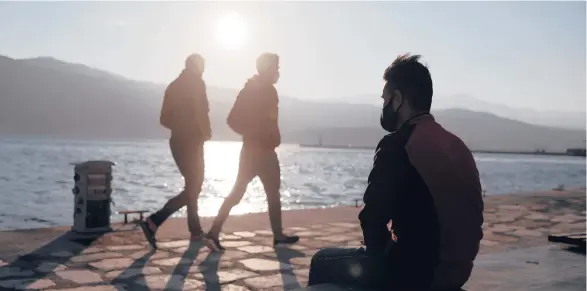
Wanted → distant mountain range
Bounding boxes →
[0,55,585,152]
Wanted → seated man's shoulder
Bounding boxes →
[409,119,471,156]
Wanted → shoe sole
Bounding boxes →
[139,221,158,250]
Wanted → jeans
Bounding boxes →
[308,247,388,290]
[208,145,284,236]
[148,136,205,235]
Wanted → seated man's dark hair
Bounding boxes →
[383,54,433,112]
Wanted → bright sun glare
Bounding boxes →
[214,12,247,50]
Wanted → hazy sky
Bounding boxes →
[0,1,585,112]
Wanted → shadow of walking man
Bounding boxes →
[197,249,224,291]
[111,249,156,291]
[163,240,205,291]
[274,245,307,290]
[0,231,103,290]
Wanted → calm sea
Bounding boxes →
[0,137,585,230]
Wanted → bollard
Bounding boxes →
[71,160,115,233]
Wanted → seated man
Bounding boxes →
[307,54,484,290]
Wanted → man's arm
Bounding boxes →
[359,137,394,255]
[192,84,211,141]
[160,84,175,129]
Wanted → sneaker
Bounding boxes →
[274,235,300,245]
[204,234,226,252]
[139,219,158,249]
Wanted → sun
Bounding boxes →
[214,12,248,50]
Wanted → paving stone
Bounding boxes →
[530,204,549,211]
[152,257,195,267]
[275,244,308,251]
[255,230,274,236]
[136,274,203,290]
[221,241,252,248]
[329,222,357,228]
[244,273,298,289]
[524,212,550,221]
[0,278,55,289]
[129,250,169,260]
[189,261,234,273]
[239,258,293,271]
[194,268,258,283]
[158,240,191,249]
[486,234,519,243]
[295,231,324,237]
[289,256,312,266]
[552,214,585,223]
[35,262,67,273]
[105,266,162,279]
[302,249,320,257]
[81,247,104,254]
[205,250,249,262]
[233,231,256,238]
[287,227,309,231]
[70,252,122,263]
[221,234,242,240]
[498,205,527,211]
[316,235,356,243]
[310,224,329,229]
[89,257,134,271]
[495,216,518,223]
[238,245,274,254]
[293,268,310,278]
[480,240,499,247]
[106,245,144,251]
[489,224,518,233]
[325,227,350,233]
[46,285,128,291]
[222,284,251,291]
[56,269,103,284]
[510,228,543,237]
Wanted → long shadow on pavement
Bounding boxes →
[197,250,224,291]
[164,241,204,291]
[274,245,307,290]
[111,249,156,291]
[0,230,103,290]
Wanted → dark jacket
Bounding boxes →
[359,114,483,289]
[227,76,280,149]
[160,70,211,142]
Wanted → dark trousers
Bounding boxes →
[148,136,205,235]
[208,145,283,236]
[308,247,388,290]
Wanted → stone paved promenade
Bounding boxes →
[0,189,584,290]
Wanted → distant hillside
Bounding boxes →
[0,55,584,151]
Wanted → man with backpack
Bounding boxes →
[140,54,211,249]
[205,53,299,251]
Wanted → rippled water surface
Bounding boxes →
[0,137,585,230]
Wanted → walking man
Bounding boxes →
[205,53,299,251]
[140,54,211,249]
[307,54,484,290]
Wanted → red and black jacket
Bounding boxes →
[360,114,484,289]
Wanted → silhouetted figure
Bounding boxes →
[307,54,484,290]
[139,54,211,249]
[205,53,299,251]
